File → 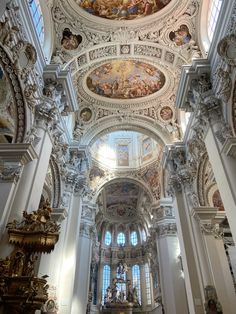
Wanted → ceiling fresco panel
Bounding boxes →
[77,0,172,20]
[86,60,166,99]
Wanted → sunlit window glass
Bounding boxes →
[132,265,141,304]
[102,265,110,305]
[145,263,151,305]
[104,231,111,246]
[131,231,138,246]
[142,229,147,242]
[208,0,223,42]
[117,232,125,246]
[28,0,44,45]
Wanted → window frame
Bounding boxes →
[130,231,138,246]
[102,265,111,305]
[132,264,141,304]
[117,232,126,246]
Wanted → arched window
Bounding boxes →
[28,0,44,45]
[102,265,110,305]
[131,231,138,246]
[145,263,151,305]
[142,229,147,242]
[132,265,141,304]
[117,232,125,246]
[104,231,111,246]
[207,0,223,42]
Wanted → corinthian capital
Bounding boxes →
[157,222,177,238]
[0,165,22,182]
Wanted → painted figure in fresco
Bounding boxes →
[169,24,191,46]
[212,190,224,211]
[80,108,92,122]
[160,106,173,121]
[87,60,165,99]
[61,28,82,50]
[79,0,171,20]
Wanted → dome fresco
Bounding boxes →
[86,60,166,99]
[77,0,172,20]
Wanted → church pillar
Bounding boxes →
[0,144,37,239]
[71,201,96,314]
[204,123,236,244]
[178,70,236,245]
[37,148,90,314]
[194,207,236,314]
[164,145,205,314]
[154,200,189,314]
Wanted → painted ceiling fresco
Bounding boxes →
[0,66,16,143]
[105,182,139,208]
[78,0,172,20]
[86,60,165,99]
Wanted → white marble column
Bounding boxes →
[204,124,236,244]
[0,144,37,238]
[194,207,236,314]
[71,202,96,314]
[52,192,82,314]
[154,200,189,314]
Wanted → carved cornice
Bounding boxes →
[0,143,38,165]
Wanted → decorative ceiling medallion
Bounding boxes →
[80,107,93,122]
[159,106,173,121]
[77,0,172,20]
[86,60,166,100]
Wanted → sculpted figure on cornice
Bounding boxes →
[216,68,232,103]
[0,17,18,47]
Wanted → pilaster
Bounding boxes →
[177,63,236,245]
[193,207,236,314]
[153,199,188,314]
[164,144,205,314]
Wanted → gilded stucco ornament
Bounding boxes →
[0,200,60,313]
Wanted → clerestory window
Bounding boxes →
[28,0,44,45]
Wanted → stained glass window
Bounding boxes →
[117,232,125,246]
[102,265,110,305]
[28,0,44,45]
[132,265,141,304]
[131,231,138,246]
[105,231,111,246]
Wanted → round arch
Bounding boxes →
[80,116,173,147]
[94,176,156,206]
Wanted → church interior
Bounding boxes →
[0,0,236,313]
